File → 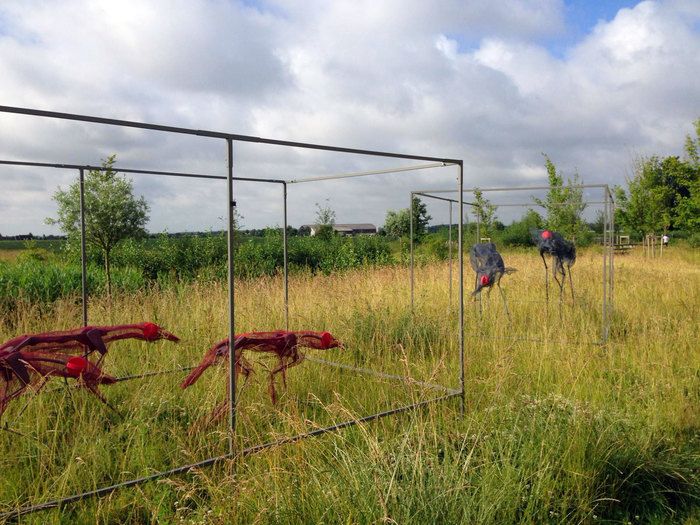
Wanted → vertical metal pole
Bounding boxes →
[475,205,481,311]
[601,188,608,344]
[410,192,414,311]
[458,164,465,416]
[448,200,453,309]
[79,168,88,326]
[226,138,237,449]
[610,195,615,317]
[282,182,289,330]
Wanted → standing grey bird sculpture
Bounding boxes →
[530,229,577,306]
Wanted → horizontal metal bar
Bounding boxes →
[307,356,460,395]
[0,392,457,520]
[243,392,459,454]
[418,184,612,194]
[413,192,475,207]
[0,452,234,520]
[0,106,462,164]
[463,200,608,208]
[0,159,284,184]
[288,162,450,184]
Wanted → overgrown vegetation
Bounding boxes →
[615,118,700,240]
[0,248,698,523]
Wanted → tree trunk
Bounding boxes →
[104,249,112,297]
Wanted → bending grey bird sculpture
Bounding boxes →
[469,242,517,320]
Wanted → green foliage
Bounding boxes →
[384,197,432,241]
[0,239,64,252]
[383,208,410,239]
[0,259,143,311]
[46,155,149,294]
[472,189,498,237]
[687,232,700,248]
[0,234,395,308]
[616,118,700,236]
[313,201,336,241]
[533,154,587,240]
[499,209,544,246]
[617,155,699,236]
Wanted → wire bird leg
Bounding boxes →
[552,264,565,320]
[497,280,512,323]
[540,252,549,303]
[268,351,305,404]
[567,264,575,305]
[71,378,122,419]
[474,274,483,317]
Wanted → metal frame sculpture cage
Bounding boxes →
[0,105,466,519]
[409,185,615,344]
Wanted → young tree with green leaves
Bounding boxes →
[46,155,149,295]
[472,188,497,237]
[383,196,432,241]
[313,200,336,240]
[533,154,587,240]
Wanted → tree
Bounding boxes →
[615,118,699,238]
[314,200,336,240]
[383,196,432,241]
[678,118,700,232]
[472,188,497,237]
[499,209,544,246]
[617,153,698,237]
[46,155,149,295]
[533,154,587,240]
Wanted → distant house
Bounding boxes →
[300,223,377,236]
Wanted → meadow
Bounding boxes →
[0,245,699,524]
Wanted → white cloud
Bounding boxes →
[0,0,698,234]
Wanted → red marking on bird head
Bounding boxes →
[480,275,490,286]
[65,356,88,377]
[141,322,180,342]
[541,230,552,240]
[320,331,332,348]
[316,331,341,349]
[142,322,159,340]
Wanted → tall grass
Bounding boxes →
[0,247,698,523]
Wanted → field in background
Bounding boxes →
[0,247,698,523]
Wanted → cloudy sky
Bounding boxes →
[1,0,699,235]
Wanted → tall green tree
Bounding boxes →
[677,118,700,232]
[533,154,587,239]
[46,155,149,295]
[383,196,432,241]
[616,119,699,237]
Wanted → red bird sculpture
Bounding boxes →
[182,330,342,418]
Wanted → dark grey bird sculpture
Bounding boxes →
[530,228,577,305]
[469,242,517,320]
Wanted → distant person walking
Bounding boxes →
[662,234,669,247]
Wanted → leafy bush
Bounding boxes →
[0,234,395,308]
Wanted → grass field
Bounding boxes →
[0,246,698,523]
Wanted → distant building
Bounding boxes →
[300,223,377,236]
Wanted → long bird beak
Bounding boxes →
[160,329,180,342]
